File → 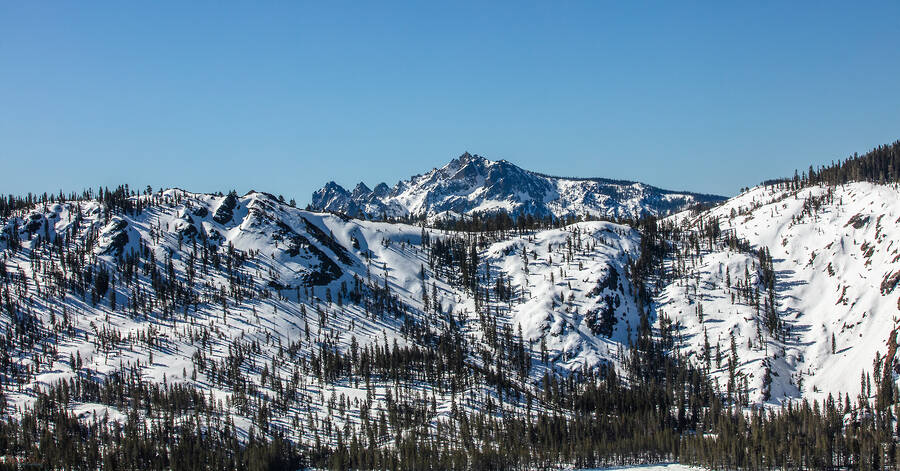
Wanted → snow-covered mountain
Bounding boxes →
[658,181,900,404]
[0,188,648,445]
[3,179,899,437]
[3,175,899,435]
[311,152,725,220]
[5,171,900,471]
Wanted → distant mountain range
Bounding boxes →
[310,152,725,220]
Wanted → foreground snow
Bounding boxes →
[577,464,707,471]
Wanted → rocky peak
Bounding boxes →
[310,152,725,220]
[372,183,391,197]
[351,182,372,199]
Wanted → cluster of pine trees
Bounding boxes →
[765,139,900,189]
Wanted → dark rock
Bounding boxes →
[101,219,130,256]
[310,182,359,216]
[585,269,624,338]
[588,269,620,297]
[177,217,198,239]
[302,217,353,265]
[351,182,372,199]
[274,221,343,286]
[846,213,870,229]
[882,270,900,295]
[207,228,224,242]
[24,213,44,233]
[372,183,391,198]
[213,193,238,224]
[585,294,621,338]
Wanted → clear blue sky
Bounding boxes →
[2,2,899,202]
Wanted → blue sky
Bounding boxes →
[2,2,898,202]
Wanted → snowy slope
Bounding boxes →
[311,152,724,220]
[482,222,642,370]
[0,189,647,444]
[659,182,900,404]
[5,177,894,447]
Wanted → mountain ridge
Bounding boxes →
[2,142,900,469]
[311,152,726,220]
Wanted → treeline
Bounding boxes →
[428,211,617,235]
[766,139,900,189]
[0,184,157,219]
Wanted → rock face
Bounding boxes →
[310,152,725,220]
[585,268,624,338]
[212,193,238,224]
[98,218,132,256]
[311,182,360,217]
[24,212,45,233]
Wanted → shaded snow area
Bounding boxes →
[660,182,900,404]
[0,189,647,445]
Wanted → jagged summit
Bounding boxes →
[311,152,725,220]
[351,182,371,199]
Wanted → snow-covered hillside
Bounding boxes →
[483,222,642,368]
[659,182,900,404]
[0,188,648,444]
[5,177,900,461]
[311,152,724,221]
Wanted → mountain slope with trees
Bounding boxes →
[0,139,899,469]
